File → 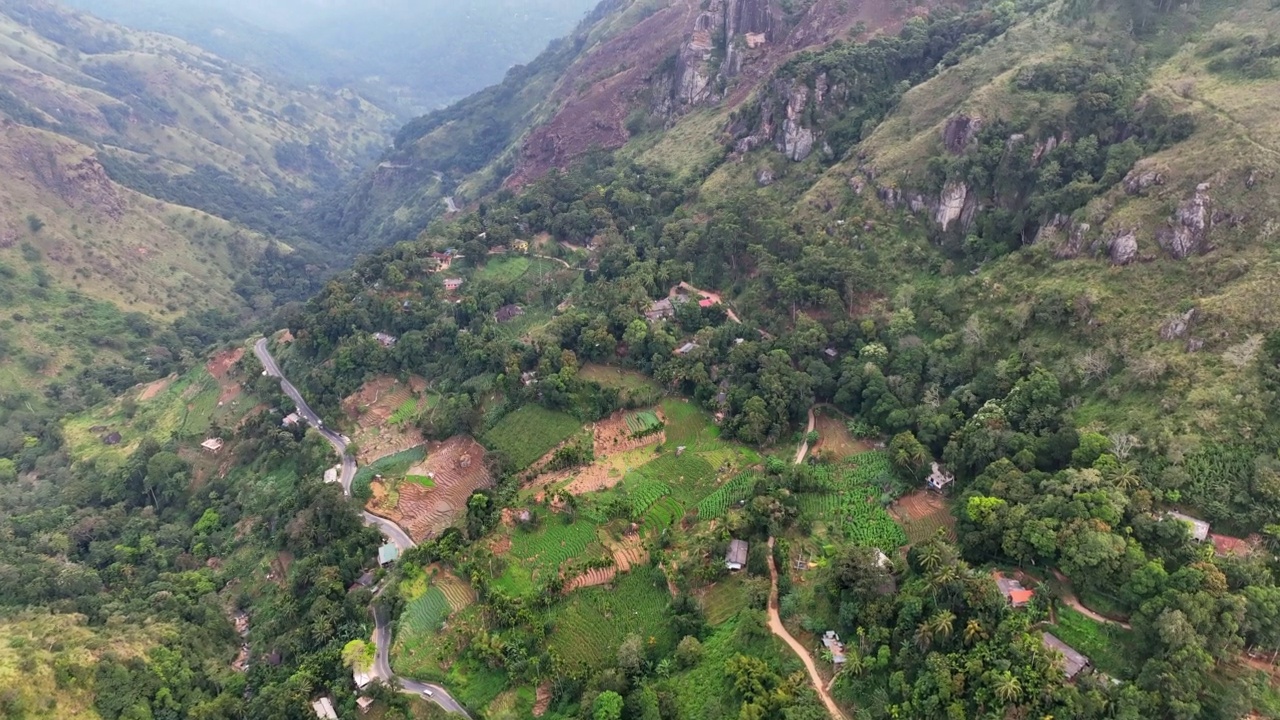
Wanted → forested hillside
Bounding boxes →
[272,0,1280,716]
[6,0,1280,718]
[0,0,392,403]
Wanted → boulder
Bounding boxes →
[1108,230,1138,265]
[1156,183,1212,259]
[935,181,968,231]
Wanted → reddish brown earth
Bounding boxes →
[507,0,931,188]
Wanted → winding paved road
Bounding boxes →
[253,337,469,716]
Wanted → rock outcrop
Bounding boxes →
[1108,229,1138,265]
[935,181,969,231]
[1156,183,1212,259]
[779,82,816,161]
[1160,308,1197,341]
[671,0,777,110]
[942,114,982,154]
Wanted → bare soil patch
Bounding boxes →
[137,374,175,402]
[811,408,873,461]
[344,376,431,463]
[206,347,243,380]
[533,683,553,717]
[526,410,665,494]
[366,436,495,542]
[890,491,956,544]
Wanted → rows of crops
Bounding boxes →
[696,473,757,518]
[626,410,663,436]
[481,404,581,470]
[547,567,676,668]
[352,445,427,487]
[388,397,419,425]
[632,452,717,504]
[642,497,683,536]
[799,455,908,549]
[508,519,606,577]
[401,586,451,637]
[629,479,672,516]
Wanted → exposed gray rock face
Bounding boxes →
[1108,230,1138,265]
[849,175,866,195]
[935,181,968,231]
[1157,183,1212,259]
[672,0,776,111]
[942,114,982,154]
[1160,308,1198,341]
[1124,168,1164,195]
[779,84,815,161]
[756,167,775,186]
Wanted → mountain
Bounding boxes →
[7,0,1280,719]
[0,0,392,400]
[65,0,602,116]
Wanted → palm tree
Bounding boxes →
[914,620,934,651]
[918,542,944,573]
[843,651,866,677]
[931,610,955,641]
[963,618,987,646]
[994,671,1023,704]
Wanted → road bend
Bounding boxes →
[253,337,470,717]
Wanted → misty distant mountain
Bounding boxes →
[64,0,600,116]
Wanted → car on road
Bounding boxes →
[422,689,434,698]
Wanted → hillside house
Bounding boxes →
[444,277,464,291]
[323,466,340,485]
[1166,511,1210,542]
[378,543,400,566]
[373,332,398,348]
[646,298,675,322]
[873,548,891,569]
[726,539,749,571]
[495,304,525,323]
[354,667,372,689]
[357,696,375,714]
[698,297,717,309]
[822,631,847,665]
[675,342,698,356]
[512,239,529,253]
[927,463,955,492]
[201,438,224,453]
[1042,633,1091,679]
[282,412,301,428]
[824,347,839,359]
[995,574,1034,607]
[311,697,338,720]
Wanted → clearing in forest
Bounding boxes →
[810,408,874,461]
[546,567,677,669]
[367,437,494,541]
[795,455,908,550]
[342,375,431,463]
[481,404,582,471]
[890,491,957,545]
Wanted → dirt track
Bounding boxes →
[767,537,848,720]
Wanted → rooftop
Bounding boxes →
[311,697,338,720]
[1042,632,1091,679]
[1166,511,1210,542]
[995,574,1034,607]
[200,438,224,452]
[726,539,748,568]
[927,462,954,489]
[378,543,400,565]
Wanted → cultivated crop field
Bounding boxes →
[497,517,609,593]
[626,410,663,436]
[798,454,908,550]
[64,366,229,471]
[892,491,957,544]
[696,473,757,518]
[546,567,676,669]
[630,452,718,505]
[482,404,581,470]
[403,587,451,637]
[373,437,494,541]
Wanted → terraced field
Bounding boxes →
[503,519,609,589]
[797,456,908,550]
[402,587,451,637]
[547,567,676,669]
[482,405,582,470]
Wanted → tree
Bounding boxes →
[994,671,1022,704]
[889,431,930,479]
[0,458,15,484]
[617,633,647,676]
[674,635,703,668]
[593,691,624,720]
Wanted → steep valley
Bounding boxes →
[7,0,1280,718]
